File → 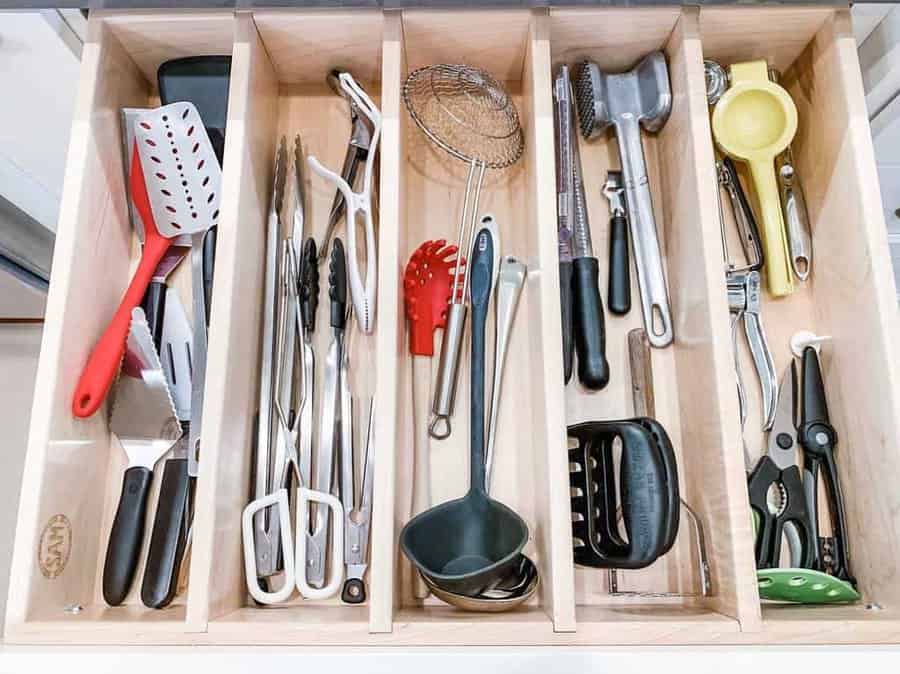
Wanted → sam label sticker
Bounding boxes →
[38,514,72,579]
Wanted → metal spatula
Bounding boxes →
[103,308,182,606]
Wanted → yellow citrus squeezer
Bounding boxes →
[712,60,797,297]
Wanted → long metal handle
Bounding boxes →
[429,303,467,439]
[778,161,812,281]
[615,116,673,347]
[252,209,280,577]
[309,336,342,588]
[485,258,526,491]
[743,309,777,431]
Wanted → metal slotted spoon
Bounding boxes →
[403,64,524,440]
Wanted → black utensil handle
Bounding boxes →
[572,257,610,390]
[202,227,216,327]
[141,458,191,609]
[747,455,780,569]
[142,281,167,353]
[608,214,630,315]
[341,578,367,604]
[800,346,831,426]
[559,260,574,384]
[636,417,680,554]
[300,237,320,332]
[773,465,817,569]
[820,450,854,582]
[469,228,494,496]
[103,466,153,606]
[329,238,347,329]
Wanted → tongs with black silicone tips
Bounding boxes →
[309,72,381,334]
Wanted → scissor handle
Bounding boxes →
[748,458,816,569]
[296,487,345,599]
[241,489,295,605]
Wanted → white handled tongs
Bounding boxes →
[308,72,381,334]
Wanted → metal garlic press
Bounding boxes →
[717,156,777,432]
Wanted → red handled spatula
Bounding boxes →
[72,102,221,418]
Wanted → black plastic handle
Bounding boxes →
[103,466,153,606]
[468,227,494,497]
[815,451,854,583]
[329,238,347,330]
[572,257,609,390]
[748,459,816,569]
[341,578,367,604]
[300,237,320,333]
[202,227,216,327]
[568,419,676,569]
[141,281,167,353]
[607,214,631,315]
[559,260,574,384]
[141,457,191,609]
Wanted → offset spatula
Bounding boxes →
[103,308,182,606]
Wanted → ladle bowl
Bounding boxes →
[400,224,529,598]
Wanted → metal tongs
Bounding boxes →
[306,239,351,597]
[242,136,343,604]
[341,398,375,604]
[309,71,381,334]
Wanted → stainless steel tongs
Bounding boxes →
[310,71,381,334]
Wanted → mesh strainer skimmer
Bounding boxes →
[403,64,525,439]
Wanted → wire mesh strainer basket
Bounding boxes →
[403,63,525,439]
[404,64,524,170]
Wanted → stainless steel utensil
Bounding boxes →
[421,554,539,612]
[317,70,374,264]
[309,72,380,333]
[403,64,525,439]
[309,239,349,590]
[341,397,375,604]
[485,254,525,491]
[103,308,182,606]
[574,53,673,348]
[555,64,609,389]
[769,68,812,282]
[251,138,287,580]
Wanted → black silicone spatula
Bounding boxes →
[157,56,231,322]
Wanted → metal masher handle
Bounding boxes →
[615,117,673,348]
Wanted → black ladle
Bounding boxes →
[400,225,529,597]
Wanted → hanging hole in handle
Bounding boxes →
[429,415,451,440]
[795,257,809,277]
[650,305,667,338]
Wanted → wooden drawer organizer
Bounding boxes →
[7,4,900,646]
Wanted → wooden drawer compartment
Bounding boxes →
[3,10,237,640]
[696,6,900,643]
[7,4,900,647]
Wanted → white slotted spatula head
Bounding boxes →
[134,102,222,239]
